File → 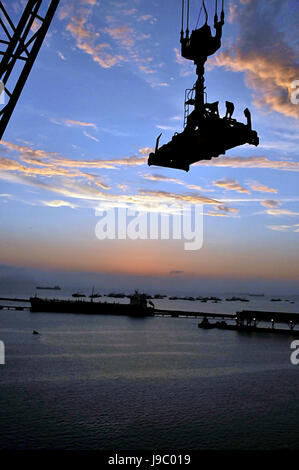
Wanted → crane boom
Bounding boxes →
[0,0,60,139]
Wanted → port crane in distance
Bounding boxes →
[148,0,259,172]
[0,0,60,140]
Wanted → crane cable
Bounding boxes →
[181,0,184,36]
[186,0,190,36]
[181,0,190,37]
[195,4,203,29]
[202,0,208,24]
[183,0,224,35]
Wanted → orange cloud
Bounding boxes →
[213,178,250,194]
[41,199,76,208]
[210,0,299,118]
[249,182,278,194]
[63,119,98,130]
[104,26,134,47]
[197,156,299,172]
[267,208,299,216]
[213,52,299,118]
[205,205,239,217]
[60,1,125,69]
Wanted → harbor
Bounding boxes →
[1,295,299,336]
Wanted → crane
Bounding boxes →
[0,0,60,140]
[148,0,259,172]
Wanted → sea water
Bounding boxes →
[0,293,299,450]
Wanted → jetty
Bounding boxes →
[198,310,299,336]
[0,305,30,311]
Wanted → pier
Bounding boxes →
[198,310,299,336]
[0,305,30,311]
[154,309,235,319]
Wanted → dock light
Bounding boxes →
[253,318,256,321]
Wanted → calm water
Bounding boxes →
[1,295,299,450]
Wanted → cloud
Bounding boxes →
[139,147,153,155]
[51,118,98,130]
[156,125,178,131]
[197,155,299,172]
[205,205,239,217]
[0,140,58,160]
[249,182,278,194]
[123,9,137,16]
[57,51,66,61]
[210,0,299,117]
[60,2,159,80]
[174,47,193,76]
[59,1,125,69]
[83,131,100,142]
[143,173,212,192]
[137,15,156,23]
[143,173,183,185]
[65,119,97,130]
[0,138,148,171]
[267,224,299,232]
[0,140,112,190]
[261,200,281,209]
[52,155,147,169]
[41,200,76,209]
[169,270,184,276]
[213,178,250,194]
[266,208,299,216]
[104,26,134,47]
[138,189,221,207]
[154,82,169,87]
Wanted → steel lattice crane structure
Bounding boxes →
[0,0,60,140]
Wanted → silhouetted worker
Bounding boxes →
[205,101,220,117]
[225,101,235,119]
[244,108,252,129]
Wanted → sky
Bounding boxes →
[0,0,299,295]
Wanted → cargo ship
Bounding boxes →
[30,291,155,317]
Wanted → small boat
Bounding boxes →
[72,292,86,298]
[198,317,214,329]
[36,285,61,290]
